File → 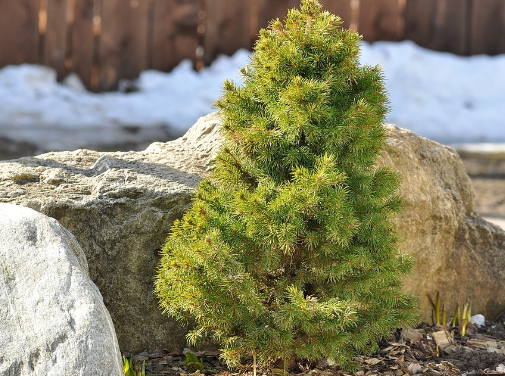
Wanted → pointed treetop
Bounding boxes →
[300,0,324,15]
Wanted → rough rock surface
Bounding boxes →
[0,112,503,353]
[0,114,222,353]
[0,203,122,376]
[380,127,505,322]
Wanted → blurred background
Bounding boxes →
[0,0,504,225]
[2,0,502,92]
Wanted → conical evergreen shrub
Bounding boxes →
[156,0,418,370]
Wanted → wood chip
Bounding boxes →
[389,342,409,347]
[466,339,487,348]
[401,328,424,343]
[364,358,381,365]
[407,362,422,374]
[431,330,458,354]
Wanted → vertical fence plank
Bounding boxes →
[98,0,150,90]
[203,0,252,65]
[405,0,470,55]
[150,0,199,72]
[434,0,470,55]
[71,0,95,89]
[4,0,505,91]
[359,0,404,42]
[44,0,69,79]
[404,0,437,48]
[0,0,41,66]
[470,0,505,55]
[319,0,352,29]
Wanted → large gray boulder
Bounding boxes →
[0,112,503,353]
[0,114,222,353]
[0,203,122,376]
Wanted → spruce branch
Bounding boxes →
[156,0,418,371]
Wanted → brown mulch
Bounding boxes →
[126,317,505,376]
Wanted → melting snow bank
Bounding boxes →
[0,50,250,153]
[0,41,504,153]
[361,41,505,145]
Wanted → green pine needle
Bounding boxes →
[155,0,418,370]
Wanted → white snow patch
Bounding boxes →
[0,41,504,153]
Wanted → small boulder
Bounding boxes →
[0,203,122,376]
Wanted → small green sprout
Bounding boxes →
[429,293,472,337]
[458,301,472,337]
[185,352,204,372]
[450,303,459,327]
[434,292,441,325]
[123,356,145,376]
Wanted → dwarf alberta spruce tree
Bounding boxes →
[156,0,418,370]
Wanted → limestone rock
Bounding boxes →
[0,113,222,353]
[0,112,504,354]
[0,203,122,376]
[381,126,505,322]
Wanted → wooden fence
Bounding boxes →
[0,0,504,91]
